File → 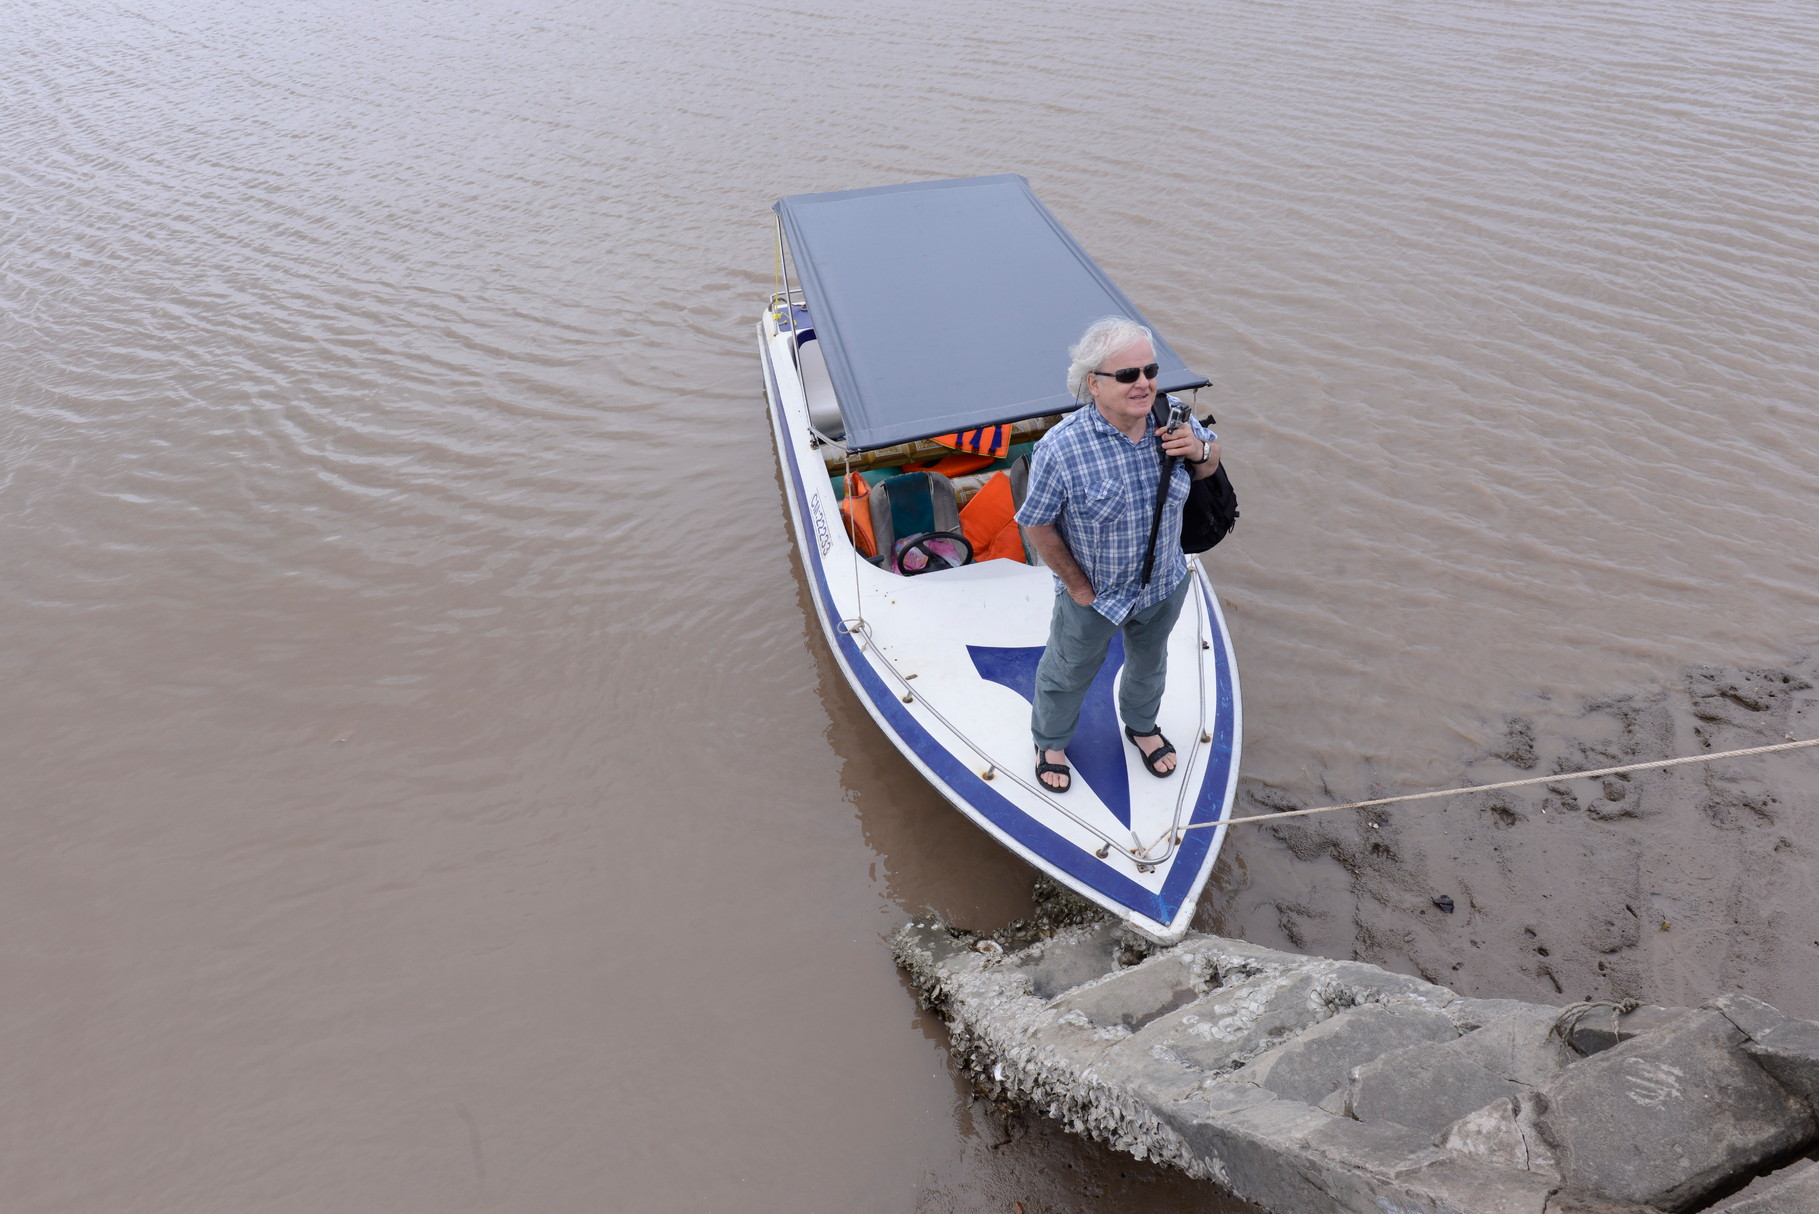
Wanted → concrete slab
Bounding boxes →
[1532,1009,1817,1211]
[897,921,1819,1214]
[1565,1005,1689,1056]
[1053,951,1205,1031]
[1138,969,1337,1077]
[1388,1156,1567,1214]
[1708,1158,1819,1212]
[891,919,984,981]
[1242,1001,1460,1105]
[1709,992,1791,1040]
[1440,1093,1559,1178]
[1162,1097,1353,1213]
[1014,920,1123,1000]
[1456,1006,1578,1086]
[1450,997,1544,1032]
[1348,1040,1525,1133]
[1322,960,1458,1006]
[1742,1018,1819,1111]
[1541,1194,1669,1213]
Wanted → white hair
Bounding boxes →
[1065,316,1155,402]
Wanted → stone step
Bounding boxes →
[1337,1004,1576,1134]
[892,917,1819,1214]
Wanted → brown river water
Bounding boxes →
[6,1,1818,1210]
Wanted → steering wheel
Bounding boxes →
[897,532,974,576]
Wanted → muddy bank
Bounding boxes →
[1200,653,1819,1019]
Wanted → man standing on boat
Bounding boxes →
[1018,317,1221,794]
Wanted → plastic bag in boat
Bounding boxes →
[892,533,971,575]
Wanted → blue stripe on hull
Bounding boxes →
[763,343,1235,932]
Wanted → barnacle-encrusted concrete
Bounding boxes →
[894,914,1819,1214]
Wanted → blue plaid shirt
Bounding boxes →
[1015,401,1213,625]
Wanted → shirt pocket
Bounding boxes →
[1166,463,1190,513]
[1071,477,1126,528]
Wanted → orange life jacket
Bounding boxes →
[840,471,876,558]
[903,451,997,478]
[958,470,1026,564]
[933,425,1011,459]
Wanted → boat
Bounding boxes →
[756,175,1241,942]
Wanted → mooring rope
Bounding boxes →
[1552,997,1645,1055]
[1179,735,1819,833]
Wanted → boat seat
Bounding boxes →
[1006,454,1044,566]
[868,471,974,575]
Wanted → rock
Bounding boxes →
[1052,949,1205,1031]
[1347,1040,1526,1134]
[1741,1018,1819,1112]
[1449,997,1540,1032]
[1140,969,1336,1077]
[1530,1009,1817,1211]
[1709,991,1792,1040]
[1396,1156,1565,1214]
[1439,1093,1559,1178]
[890,918,986,1003]
[1542,1194,1668,1213]
[1322,960,1457,1006]
[895,919,1819,1214]
[1435,895,1456,913]
[1163,1097,1341,1213]
[1708,1158,1819,1212]
[1170,1096,1570,1214]
[1565,1004,1689,1056]
[1456,1006,1577,1086]
[1241,1001,1459,1105]
[1013,920,1123,999]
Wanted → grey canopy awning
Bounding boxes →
[773,175,1209,452]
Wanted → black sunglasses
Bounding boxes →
[1090,362,1160,385]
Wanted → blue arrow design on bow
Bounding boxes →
[966,637,1133,827]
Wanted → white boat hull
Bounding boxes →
[759,312,1241,942]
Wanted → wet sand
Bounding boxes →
[1204,653,1819,1020]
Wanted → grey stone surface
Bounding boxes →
[1138,969,1337,1077]
[1709,1158,1819,1212]
[891,919,982,980]
[1241,1001,1459,1105]
[894,918,1818,1214]
[1345,1007,1578,1136]
[1171,1096,1571,1214]
[1014,921,1124,1000]
[1301,1110,1440,1173]
[1439,1093,1559,1178]
[1348,1040,1526,1134]
[1541,1195,1666,1213]
[1709,991,1791,1040]
[1566,1004,1689,1056]
[1053,950,1205,1031]
[1320,960,1456,1005]
[1742,1018,1819,1111]
[1458,1006,1578,1086]
[1163,1096,1338,1211]
[1450,997,1544,1032]
[1532,1009,1817,1211]
[1393,1156,1564,1214]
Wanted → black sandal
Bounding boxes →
[1124,726,1177,777]
[1035,745,1071,793]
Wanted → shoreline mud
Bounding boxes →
[1198,651,1819,1019]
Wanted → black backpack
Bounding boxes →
[1151,398,1239,554]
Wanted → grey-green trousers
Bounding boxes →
[1030,576,1190,752]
